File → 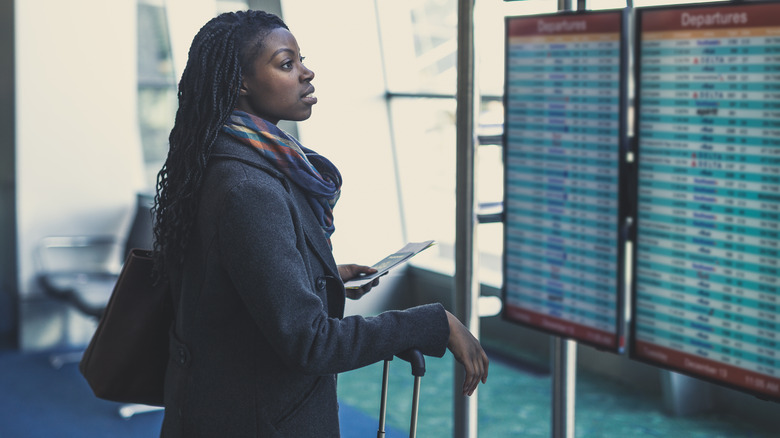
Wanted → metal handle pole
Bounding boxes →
[410,376,422,438]
[377,360,390,438]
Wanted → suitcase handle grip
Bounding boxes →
[396,349,426,377]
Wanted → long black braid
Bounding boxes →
[152,10,288,282]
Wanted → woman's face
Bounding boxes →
[236,28,317,125]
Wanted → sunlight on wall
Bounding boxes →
[16,0,144,301]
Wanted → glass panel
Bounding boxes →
[634,0,721,6]
[389,97,458,272]
[138,1,177,188]
[376,0,458,94]
[138,3,174,86]
[588,0,631,9]
[475,0,558,97]
[217,0,249,12]
[138,86,177,185]
[136,0,248,189]
[475,97,505,286]
[388,95,506,281]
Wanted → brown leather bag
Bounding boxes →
[79,249,172,406]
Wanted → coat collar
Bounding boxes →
[210,134,341,281]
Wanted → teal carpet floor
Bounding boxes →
[338,352,777,437]
[0,348,776,437]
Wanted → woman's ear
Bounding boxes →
[238,78,249,96]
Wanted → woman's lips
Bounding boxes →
[302,88,317,105]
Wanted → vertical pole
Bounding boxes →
[454,0,478,438]
[549,2,578,437]
[0,0,18,349]
[551,339,577,438]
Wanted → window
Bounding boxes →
[375,0,724,285]
[137,0,177,188]
[375,0,556,283]
[136,0,249,189]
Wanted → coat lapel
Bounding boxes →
[289,163,346,318]
[289,184,341,280]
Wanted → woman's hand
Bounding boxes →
[446,311,489,396]
[338,264,380,300]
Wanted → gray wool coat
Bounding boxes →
[160,133,450,438]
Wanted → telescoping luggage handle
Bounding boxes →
[378,349,426,438]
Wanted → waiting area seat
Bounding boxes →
[36,235,123,321]
[35,193,155,322]
[33,193,160,418]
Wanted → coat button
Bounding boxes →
[316,277,327,290]
[177,347,187,365]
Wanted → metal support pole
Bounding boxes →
[551,338,577,438]
[454,0,478,437]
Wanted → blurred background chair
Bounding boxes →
[34,193,160,418]
[36,193,155,344]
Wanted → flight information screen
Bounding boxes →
[502,11,627,352]
[632,1,780,401]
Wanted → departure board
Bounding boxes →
[632,2,780,402]
[502,11,627,352]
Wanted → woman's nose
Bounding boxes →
[302,65,315,81]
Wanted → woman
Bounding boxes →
[153,10,488,437]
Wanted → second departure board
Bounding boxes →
[633,1,780,402]
[502,10,628,352]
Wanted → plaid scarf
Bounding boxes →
[222,110,342,246]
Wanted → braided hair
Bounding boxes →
[152,10,288,281]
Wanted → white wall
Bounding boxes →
[16,0,145,305]
[281,1,408,314]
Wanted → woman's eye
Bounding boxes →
[299,56,306,64]
[281,60,293,69]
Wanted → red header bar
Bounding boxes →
[641,3,780,33]
[508,12,621,37]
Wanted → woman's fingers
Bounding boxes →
[446,311,489,396]
[463,350,489,395]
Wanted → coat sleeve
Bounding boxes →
[217,177,450,376]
